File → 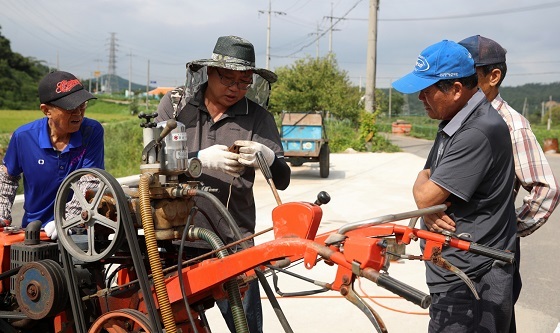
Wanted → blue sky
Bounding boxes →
[1,0,560,89]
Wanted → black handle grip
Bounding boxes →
[469,243,515,264]
[377,273,431,309]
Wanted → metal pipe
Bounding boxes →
[338,204,447,235]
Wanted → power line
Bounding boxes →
[333,1,560,22]
[278,0,363,58]
[258,0,287,69]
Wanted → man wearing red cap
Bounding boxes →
[0,70,104,239]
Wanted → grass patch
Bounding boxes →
[0,100,138,134]
[103,119,144,178]
[0,110,43,134]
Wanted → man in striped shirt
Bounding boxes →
[423,35,560,333]
[459,36,559,234]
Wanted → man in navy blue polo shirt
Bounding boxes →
[392,40,517,332]
[0,71,104,239]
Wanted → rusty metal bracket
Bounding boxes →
[430,247,480,300]
[341,282,387,333]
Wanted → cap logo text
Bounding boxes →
[55,79,81,94]
[415,55,430,72]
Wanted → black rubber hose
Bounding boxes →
[189,227,249,333]
[178,207,199,333]
[192,190,249,250]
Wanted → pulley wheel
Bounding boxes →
[14,259,68,319]
[88,309,155,333]
[54,168,126,262]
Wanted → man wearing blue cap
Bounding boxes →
[392,40,517,332]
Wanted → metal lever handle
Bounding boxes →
[256,151,282,205]
[156,119,177,144]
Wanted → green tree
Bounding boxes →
[269,55,363,123]
[374,89,405,118]
[0,26,49,110]
[548,105,560,125]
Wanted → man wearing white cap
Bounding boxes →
[392,40,517,332]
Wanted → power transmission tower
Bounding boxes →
[106,32,118,94]
[258,0,285,70]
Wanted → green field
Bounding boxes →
[0,100,139,134]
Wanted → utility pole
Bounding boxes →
[388,79,392,118]
[316,23,320,58]
[365,0,379,113]
[329,3,333,53]
[324,4,341,55]
[128,51,133,99]
[258,0,285,70]
[146,60,150,111]
[547,95,552,130]
[94,58,102,93]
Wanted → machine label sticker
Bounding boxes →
[172,133,187,141]
[175,150,188,159]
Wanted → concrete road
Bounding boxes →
[9,134,560,332]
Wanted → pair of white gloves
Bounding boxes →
[198,140,275,178]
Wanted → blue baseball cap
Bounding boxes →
[392,40,475,94]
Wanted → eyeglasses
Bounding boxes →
[215,69,253,90]
[51,102,88,114]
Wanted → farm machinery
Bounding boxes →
[0,113,514,333]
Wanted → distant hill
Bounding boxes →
[82,74,156,95]
[500,82,560,116]
[382,81,560,119]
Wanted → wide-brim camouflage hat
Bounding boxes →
[188,35,277,83]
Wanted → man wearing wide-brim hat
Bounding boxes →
[156,35,290,333]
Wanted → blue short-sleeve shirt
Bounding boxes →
[3,117,104,227]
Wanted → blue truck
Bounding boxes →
[280,111,330,178]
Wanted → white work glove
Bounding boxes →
[43,220,74,240]
[235,140,276,167]
[198,144,245,178]
[44,220,58,240]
